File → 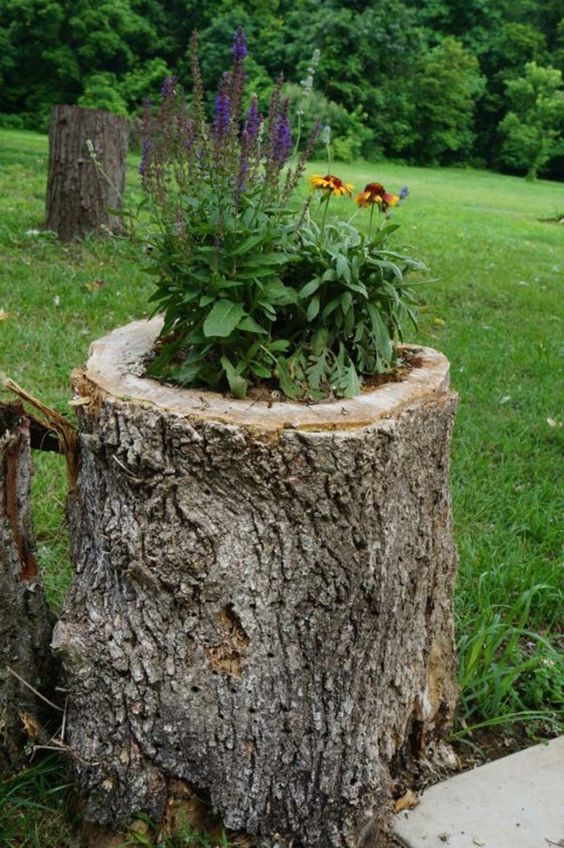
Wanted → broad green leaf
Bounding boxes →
[239,253,289,267]
[238,315,268,334]
[263,280,298,305]
[203,300,246,337]
[336,253,351,283]
[299,278,321,299]
[269,339,290,353]
[276,357,301,399]
[367,302,392,354]
[220,355,248,398]
[249,361,271,379]
[307,296,320,321]
[232,233,267,255]
[321,297,341,319]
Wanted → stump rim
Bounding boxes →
[76,317,452,432]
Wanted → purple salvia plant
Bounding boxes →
[245,94,260,143]
[189,30,209,153]
[235,148,250,206]
[214,90,231,142]
[155,75,178,166]
[160,76,177,99]
[399,185,410,200]
[226,28,248,159]
[237,94,263,195]
[272,99,292,166]
[232,26,247,62]
[174,112,196,191]
[263,74,284,183]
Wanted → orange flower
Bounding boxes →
[310,174,353,197]
[356,182,399,212]
[355,182,386,207]
[383,192,399,208]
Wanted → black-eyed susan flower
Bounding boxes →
[310,174,354,198]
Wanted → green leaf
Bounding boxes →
[238,315,268,334]
[276,357,301,399]
[239,253,289,267]
[311,327,330,356]
[336,253,351,283]
[306,296,320,321]
[366,302,392,354]
[220,356,248,398]
[342,363,361,397]
[299,277,321,299]
[321,297,341,319]
[269,339,290,353]
[203,300,246,337]
[249,361,271,379]
[232,233,267,255]
[263,280,298,305]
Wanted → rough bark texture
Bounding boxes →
[0,403,57,769]
[55,321,458,847]
[45,105,128,242]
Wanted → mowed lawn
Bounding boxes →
[0,128,562,736]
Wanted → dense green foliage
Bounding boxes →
[500,61,564,180]
[1,0,562,177]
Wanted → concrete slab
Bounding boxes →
[394,736,564,848]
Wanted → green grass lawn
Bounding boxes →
[0,129,563,845]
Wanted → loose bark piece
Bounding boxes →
[45,105,129,242]
[0,403,57,769]
[56,319,459,847]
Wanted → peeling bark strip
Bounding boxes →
[56,321,459,847]
[45,105,129,242]
[0,403,57,769]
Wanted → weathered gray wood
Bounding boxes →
[0,403,57,769]
[55,320,459,847]
[45,105,128,241]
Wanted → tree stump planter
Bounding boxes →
[55,318,459,847]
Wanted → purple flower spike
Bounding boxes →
[273,100,292,165]
[160,76,177,98]
[244,94,260,143]
[214,91,231,140]
[232,27,248,62]
[399,185,410,200]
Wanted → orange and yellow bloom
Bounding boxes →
[310,174,354,198]
[355,182,399,211]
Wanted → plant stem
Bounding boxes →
[320,192,332,245]
[369,203,375,239]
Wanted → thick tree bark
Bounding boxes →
[55,319,459,847]
[0,403,57,769]
[45,105,129,242]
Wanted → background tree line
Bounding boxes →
[1,0,563,178]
